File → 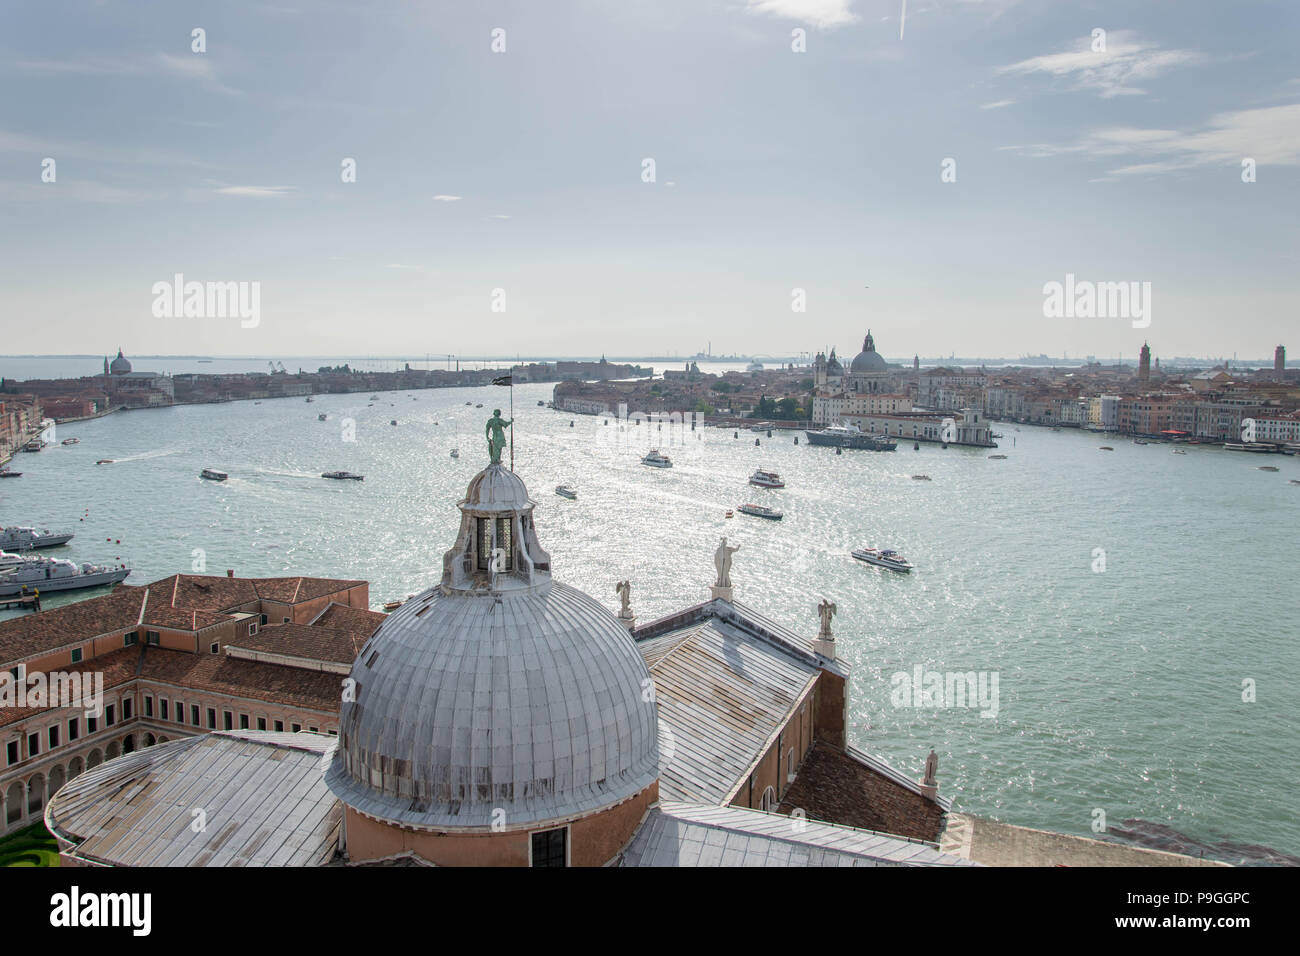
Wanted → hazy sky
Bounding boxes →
[1,0,1296,362]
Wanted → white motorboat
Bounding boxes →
[450,448,460,459]
[0,557,131,596]
[737,503,783,520]
[852,547,914,573]
[318,413,328,421]
[61,437,80,445]
[641,450,673,468]
[749,469,786,489]
[200,469,228,481]
[0,551,27,570]
[0,526,74,550]
[555,485,578,500]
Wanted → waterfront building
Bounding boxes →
[0,572,378,835]
[43,457,968,868]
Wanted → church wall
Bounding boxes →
[344,782,657,866]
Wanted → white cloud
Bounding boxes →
[997,31,1201,99]
[215,185,297,197]
[744,0,858,30]
[431,194,461,201]
[980,99,1015,110]
[15,53,238,93]
[487,214,511,219]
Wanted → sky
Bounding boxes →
[1,0,1297,363]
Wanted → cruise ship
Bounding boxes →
[805,423,897,451]
[0,526,74,550]
[0,557,131,596]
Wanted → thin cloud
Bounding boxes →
[1002,103,1300,176]
[214,185,297,198]
[14,53,238,93]
[744,0,858,30]
[980,99,1015,110]
[997,30,1202,99]
[431,194,461,201]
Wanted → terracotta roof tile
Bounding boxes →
[0,646,142,727]
[137,645,341,713]
[0,587,146,665]
[227,623,365,666]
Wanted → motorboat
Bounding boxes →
[0,557,131,596]
[1173,449,1186,455]
[1133,439,1150,445]
[0,526,74,550]
[200,469,228,481]
[1099,446,1114,451]
[450,448,460,458]
[537,400,545,406]
[725,510,734,518]
[988,454,1007,460]
[736,503,783,520]
[1259,465,1280,472]
[61,438,80,445]
[851,547,914,573]
[96,459,114,465]
[0,467,20,478]
[641,450,673,468]
[318,413,328,421]
[749,469,785,488]
[475,404,483,409]
[0,551,28,570]
[911,474,932,481]
[306,396,314,403]
[321,471,364,481]
[555,485,578,500]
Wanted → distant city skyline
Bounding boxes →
[2,1,1297,359]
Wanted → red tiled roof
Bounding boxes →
[0,587,146,665]
[227,623,365,666]
[137,646,342,713]
[311,603,386,641]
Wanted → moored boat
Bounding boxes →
[805,423,897,451]
[0,526,74,550]
[0,467,20,478]
[0,556,130,596]
[736,503,783,520]
[851,547,913,573]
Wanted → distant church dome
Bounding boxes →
[109,349,132,375]
[826,348,843,374]
[850,331,889,373]
[325,461,660,832]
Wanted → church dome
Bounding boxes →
[109,349,132,375]
[826,348,843,373]
[325,463,660,830]
[850,331,889,373]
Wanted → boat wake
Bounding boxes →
[109,448,182,464]
[1107,819,1300,866]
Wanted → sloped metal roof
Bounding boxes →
[639,617,819,805]
[45,731,341,867]
[618,803,976,867]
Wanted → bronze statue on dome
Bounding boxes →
[485,409,512,465]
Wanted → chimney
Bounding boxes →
[226,569,234,578]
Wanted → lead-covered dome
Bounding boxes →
[850,331,889,372]
[325,463,660,830]
[109,349,132,375]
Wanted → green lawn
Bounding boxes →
[0,823,59,867]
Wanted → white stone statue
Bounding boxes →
[615,580,632,618]
[714,537,740,589]
[923,749,939,788]
[817,598,836,640]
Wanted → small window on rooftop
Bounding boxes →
[210,642,219,655]
[70,648,82,664]
[123,633,138,647]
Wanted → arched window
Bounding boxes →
[760,785,777,812]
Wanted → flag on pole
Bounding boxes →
[492,375,512,386]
